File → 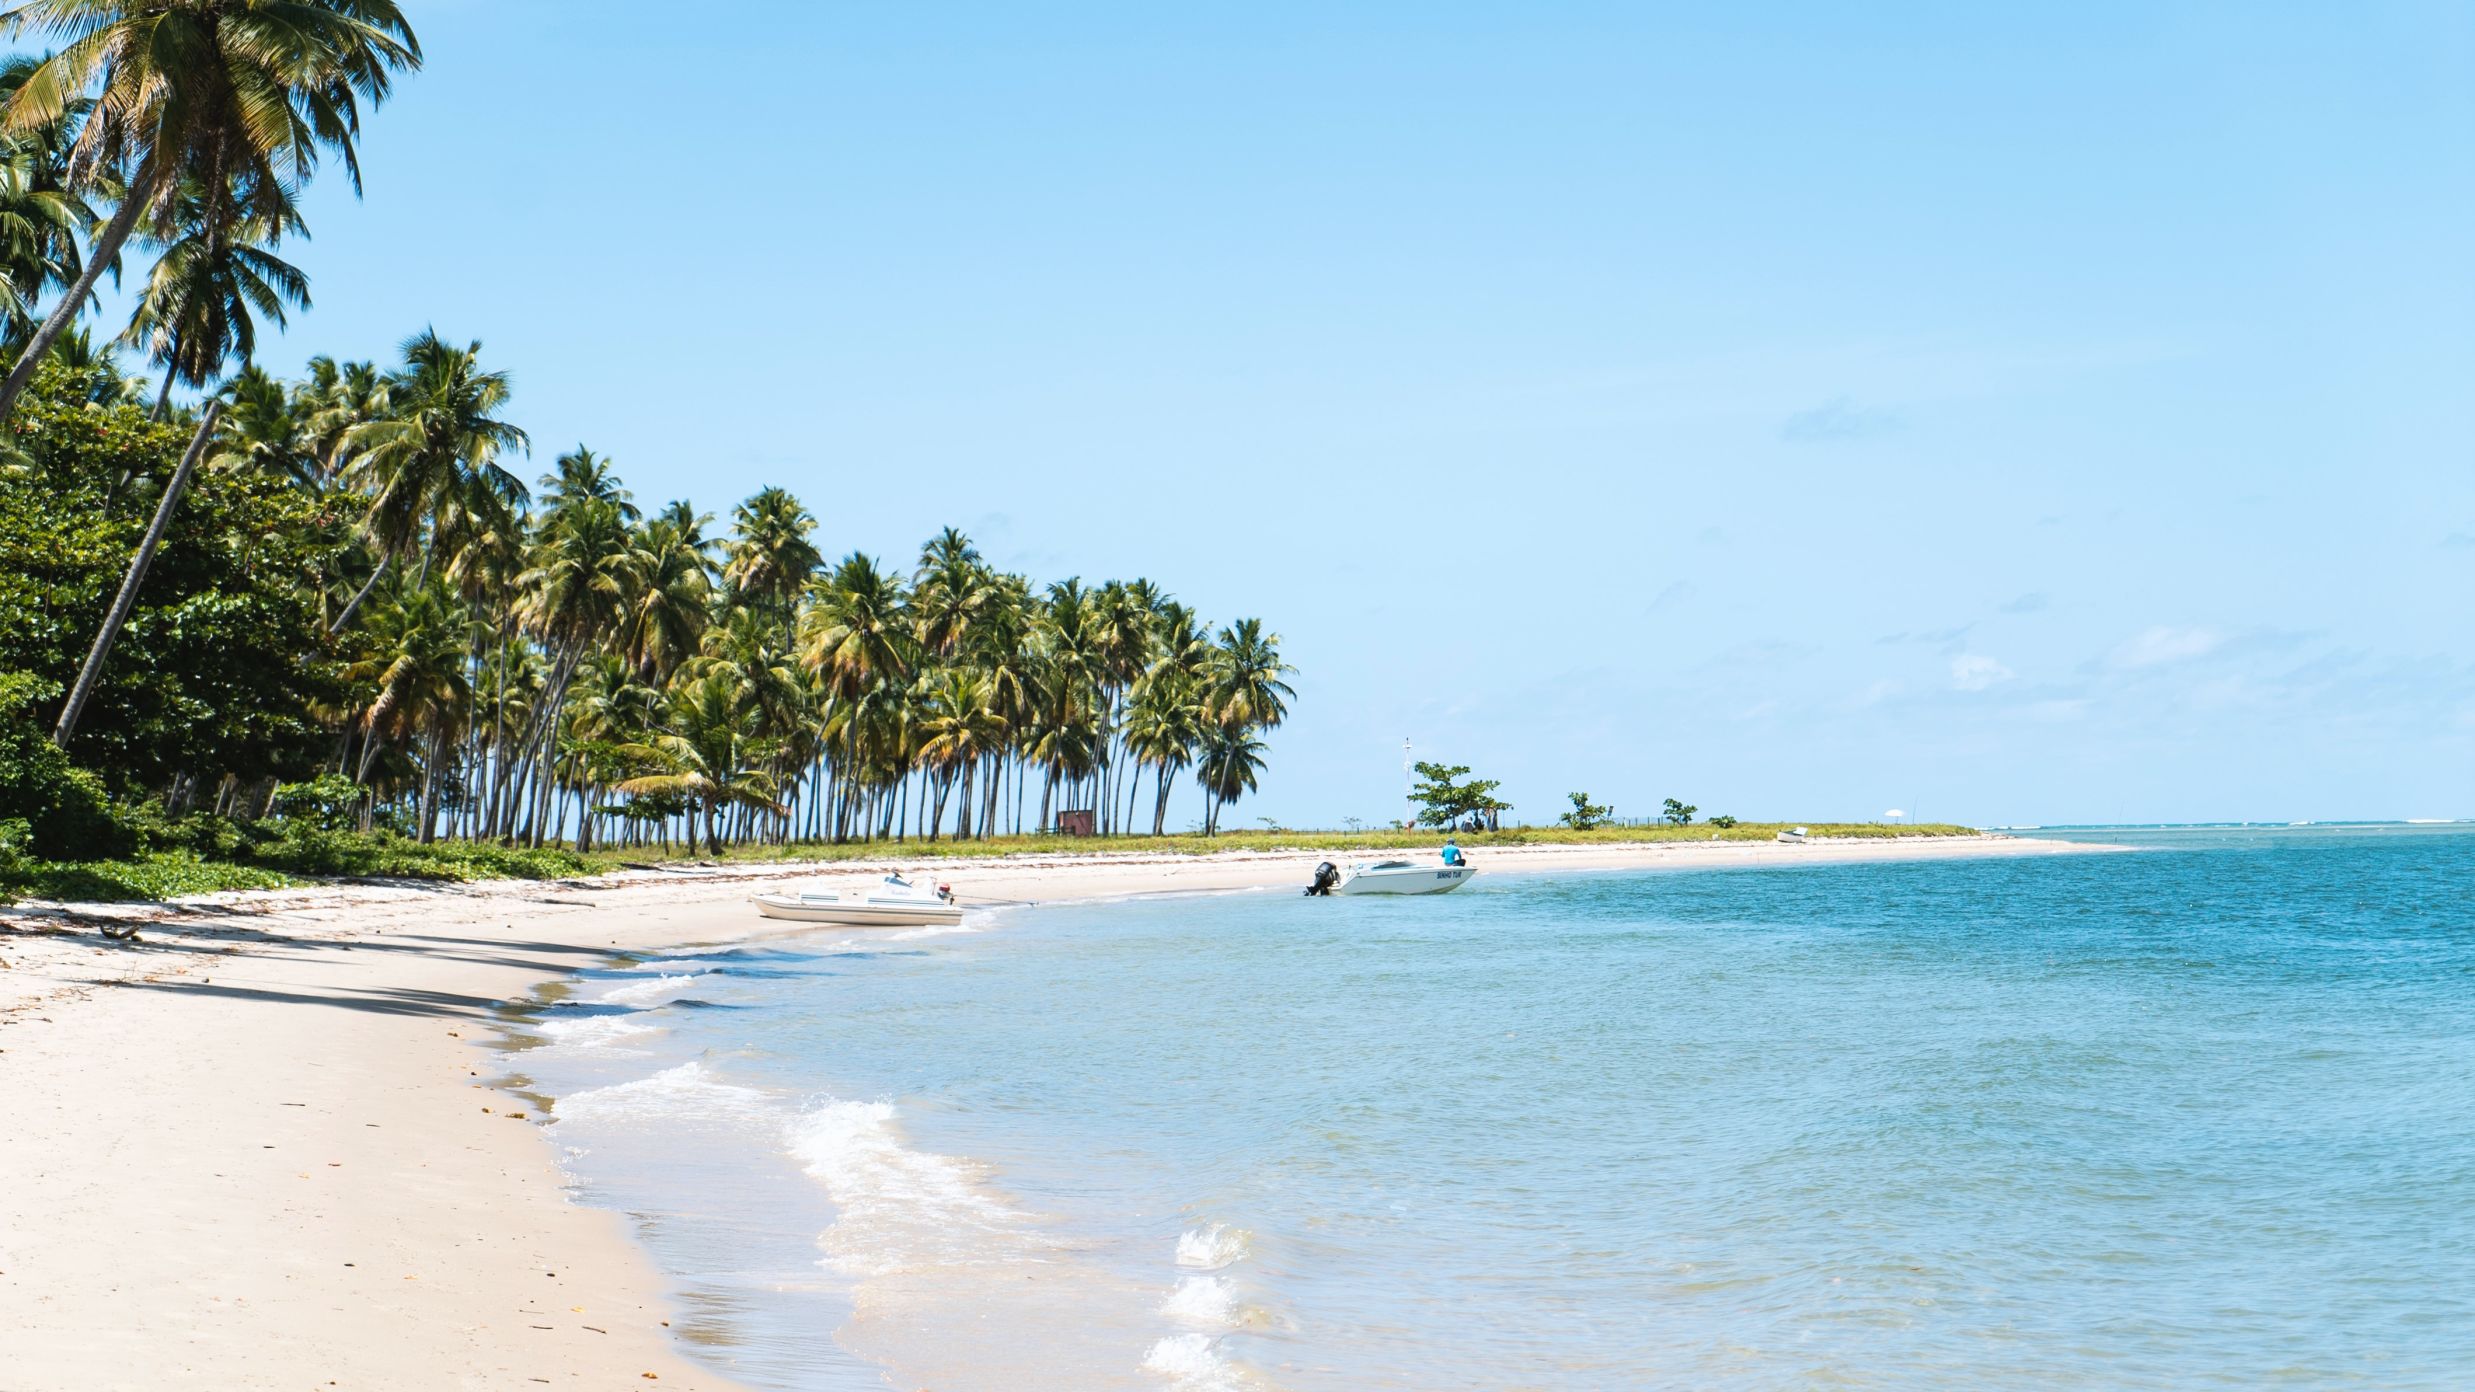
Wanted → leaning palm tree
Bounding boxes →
[337,330,527,628]
[0,0,422,421]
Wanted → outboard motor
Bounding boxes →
[1305,862,1340,897]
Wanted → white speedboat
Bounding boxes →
[753,874,963,927]
[1332,859,1475,895]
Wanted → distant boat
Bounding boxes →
[1323,859,1476,895]
[1776,826,1810,844]
[753,874,964,927]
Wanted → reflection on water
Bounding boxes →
[514,827,2475,1390]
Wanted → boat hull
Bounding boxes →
[1333,866,1475,896]
[751,894,964,927]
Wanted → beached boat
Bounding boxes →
[1329,859,1476,895]
[752,874,963,927]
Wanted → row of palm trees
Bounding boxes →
[0,6,1298,852]
[210,337,1293,851]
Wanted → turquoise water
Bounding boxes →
[516,827,2475,1390]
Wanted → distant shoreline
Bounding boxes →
[0,833,2113,1389]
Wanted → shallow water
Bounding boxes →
[515,826,2475,1389]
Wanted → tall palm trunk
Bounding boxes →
[416,725,448,843]
[53,402,224,746]
[150,326,187,421]
[0,182,153,423]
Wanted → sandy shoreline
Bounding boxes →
[0,834,2114,1389]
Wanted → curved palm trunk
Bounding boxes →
[329,554,390,635]
[52,402,224,746]
[0,184,152,424]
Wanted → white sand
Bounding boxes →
[0,834,2114,1389]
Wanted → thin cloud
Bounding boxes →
[1781,396,1902,443]
[1999,592,2048,615]
[2443,532,2475,551]
[1951,655,2016,691]
[2107,626,2224,670]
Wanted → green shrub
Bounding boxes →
[0,673,134,858]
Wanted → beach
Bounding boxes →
[0,834,2106,1389]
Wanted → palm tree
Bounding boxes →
[1195,724,1266,835]
[1123,668,1202,835]
[540,445,637,523]
[621,505,716,683]
[507,490,631,842]
[338,582,469,839]
[0,135,86,347]
[121,182,308,417]
[617,667,784,855]
[723,486,820,641]
[800,552,916,700]
[206,363,316,487]
[1205,618,1294,733]
[914,668,1002,840]
[300,354,387,483]
[337,330,527,628]
[912,526,989,659]
[44,322,141,405]
[0,0,422,421]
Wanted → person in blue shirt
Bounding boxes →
[1441,837,1464,867]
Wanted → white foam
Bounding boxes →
[554,1061,776,1129]
[884,922,983,941]
[1142,1333,1243,1390]
[1161,1275,1238,1327]
[787,1099,1043,1277]
[1175,1222,1251,1270]
[596,971,711,1005]
[530,1012,659,1054]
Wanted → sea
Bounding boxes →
[503,824,2475,1390]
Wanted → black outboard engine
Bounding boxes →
[1305,861,1340,897]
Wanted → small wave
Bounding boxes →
[596,971,711,1006]
[1176,1222,1251,1270]
[788,1099,1041,1277]
[530,1013,659,1053]
[555,1061,776,1129]
[885,922,983,941]
[1143,1333,1244,1391]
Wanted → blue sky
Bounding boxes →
[154,2,2475,826]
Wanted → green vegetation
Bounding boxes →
[1408,761,1509,831]
[0,817,1983,905]
[1557,792,1614,830]
[0,9,1300,898]
[1662,798,1699,825]
[0,11,1981,909]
